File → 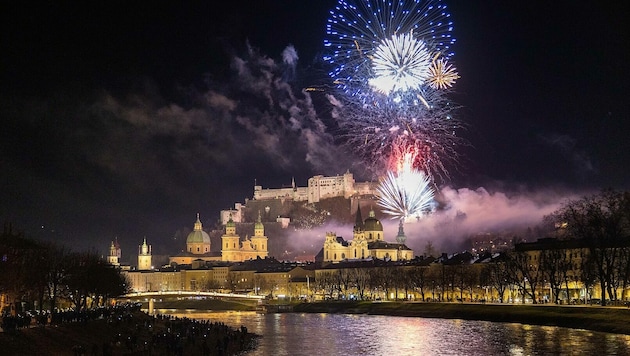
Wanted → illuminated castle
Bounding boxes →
[319,206,413,263]
[252,171,376,204]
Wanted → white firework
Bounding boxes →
[376,168,434,221]
[368,32,432,94]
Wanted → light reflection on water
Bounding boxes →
[159,310,630,355]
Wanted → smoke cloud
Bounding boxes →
[285,185,581,257]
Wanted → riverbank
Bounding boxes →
[0,305,257,355]
[292,301,630,335]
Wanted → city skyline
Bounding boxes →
[2,1,628,254]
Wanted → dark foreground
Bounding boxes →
[293,301,630,335]
[0,305,257,356]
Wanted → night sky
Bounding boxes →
[2,1,628,257]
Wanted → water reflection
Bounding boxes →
[159,310,630,355]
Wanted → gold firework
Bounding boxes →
[428,58,460,90]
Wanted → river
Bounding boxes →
[159,309,630,355]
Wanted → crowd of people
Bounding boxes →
[2,302,258,355]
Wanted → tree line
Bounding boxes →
[0,225,130,315]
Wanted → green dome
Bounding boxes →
[186,229,211,244]
[187,214,211,244]
[363,210,383,232]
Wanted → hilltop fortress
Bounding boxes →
[221,171,378,225]
[253,170,376,203]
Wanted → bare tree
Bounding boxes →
[479,255,511,303]
[539,248,573,303]
[347,268,370,300]
[407,265,429,301]
[506,250,542,303]
[547,190,630,305]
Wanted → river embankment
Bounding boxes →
[292,301,630,335]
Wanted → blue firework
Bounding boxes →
[324,0,456,97]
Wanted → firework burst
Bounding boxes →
[324,0,457,100]
[324,0,464,189]
[368,31,432,94]
[428,56,460,90]
[376,166,435,222]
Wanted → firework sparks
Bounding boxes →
[428,57,460,90]
[328,91,465,181]
[376,167,435,222]
[368,32,432,94]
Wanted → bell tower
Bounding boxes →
[221,214,241,261]
[251,211,269,258]
[108,237,121,266]
[138,238,152,270]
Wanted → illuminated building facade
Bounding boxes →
[320,206,414,263]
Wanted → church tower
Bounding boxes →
[108,237,121,266]
[221,215,241,261]
[251,211,269,258]
[138,238,152,270]
[395,220,407,244]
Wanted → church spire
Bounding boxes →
[396,220,407,244]
[354,203,364,232]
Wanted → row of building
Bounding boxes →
[121,238,630,303]
[111,203,419,296]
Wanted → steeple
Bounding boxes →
[354,203,364,232]
[396,220,407,244]
[254,210,264,236]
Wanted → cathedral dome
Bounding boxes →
[363,210,383,232]
[187,214,211,245]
